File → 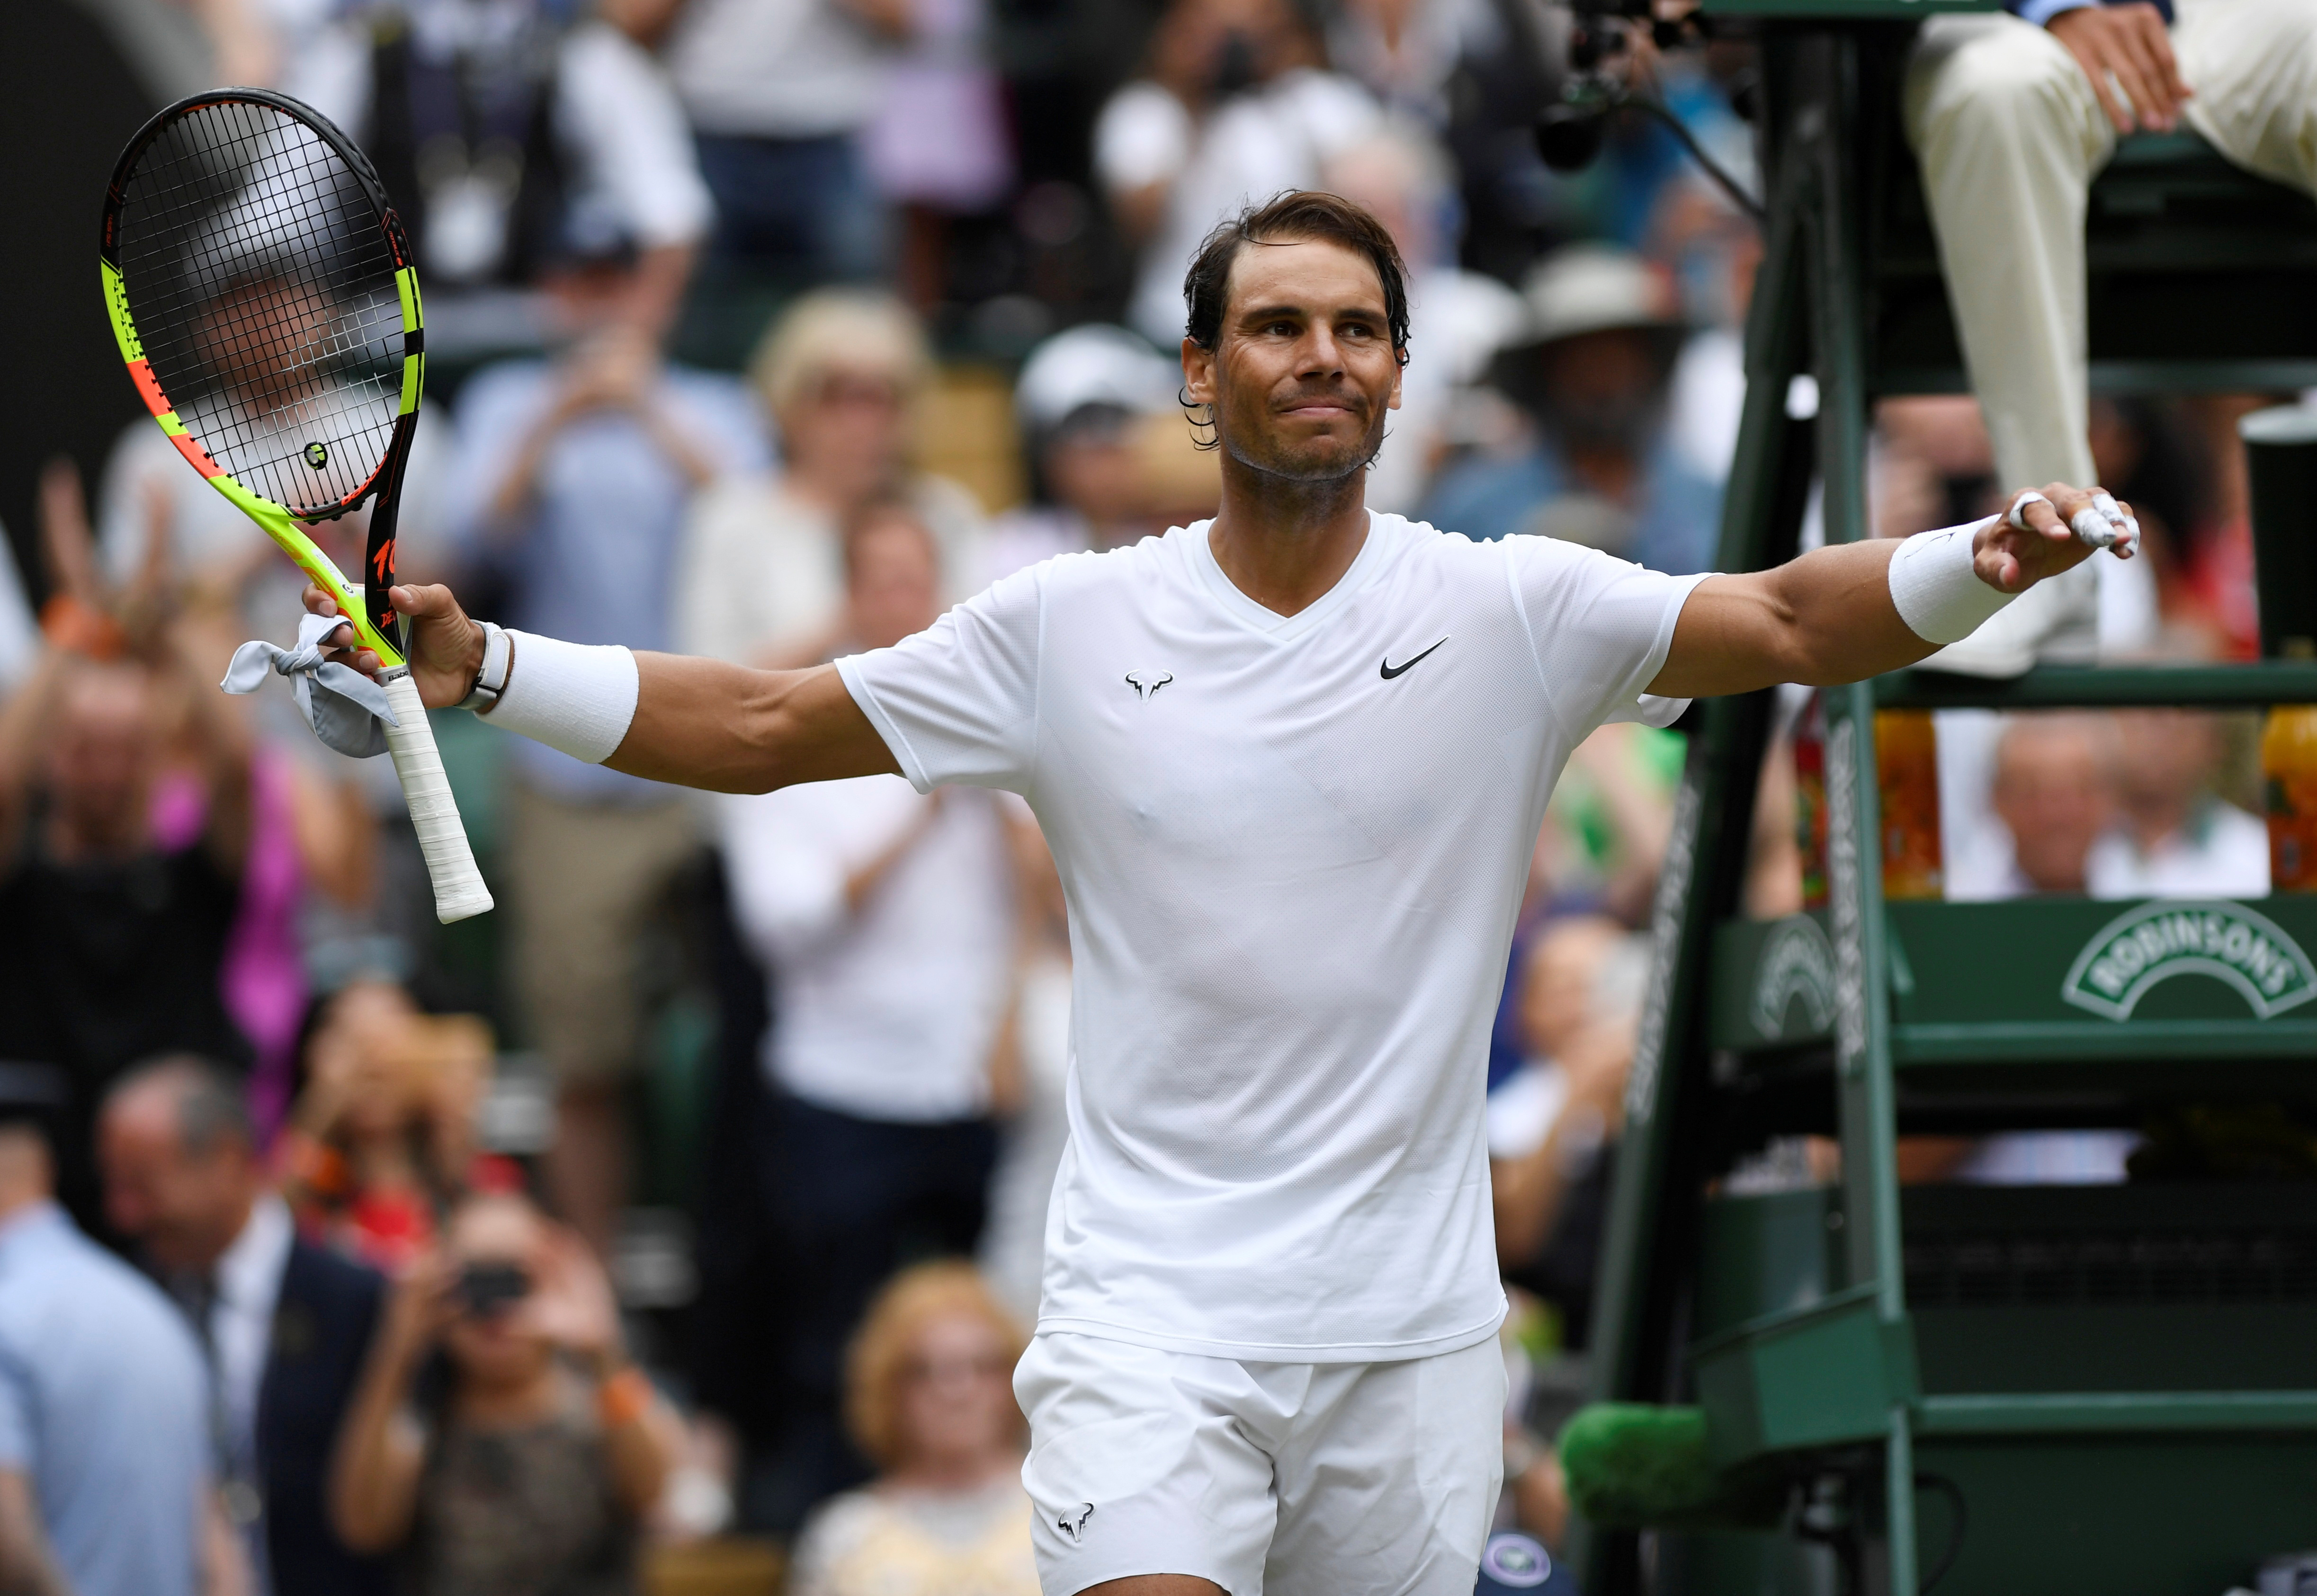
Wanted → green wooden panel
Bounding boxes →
[1906,1437,2317,1594]
[1875,661,2317,710]
[1692,1287,1917,1466]
[1709,915,1838,1051]
[1697,1188,1847,1338]
[1919,1391,2317,1434]
[1887,898,2317,1065]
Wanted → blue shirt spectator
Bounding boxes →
[441,332,766,804]
[0,1200,213,1596]
[1423,431,1724,577]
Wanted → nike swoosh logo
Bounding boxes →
[1380,637,1448,679]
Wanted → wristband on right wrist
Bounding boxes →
[480,631,641,765]
[1887,517,2014,644]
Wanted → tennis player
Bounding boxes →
[315,192,2124,1596]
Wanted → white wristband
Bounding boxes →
[480,631,640,765]
[1888,517,2014,645]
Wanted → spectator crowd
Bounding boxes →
[0,0,2302,1590]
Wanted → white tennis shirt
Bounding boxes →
[839,511,1707,1361]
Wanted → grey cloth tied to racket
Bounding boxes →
[221,611,399,758]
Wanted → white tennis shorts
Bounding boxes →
[1015,1330,1506,1596]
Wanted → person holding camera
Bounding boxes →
[328,1189,684,1596]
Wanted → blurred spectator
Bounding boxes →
[1490,916,1648,1337]
[788,1263,1036,1596]
[1423,244,1720,575]
[1531,722,1682,926]
[329,1191,684,1592]
[1948,714,2119,901]
[676,291,982,668]
[864,0,1016,307]
[1102,0,1383,348]
[2088,707,2270,899]
[277,980,495,1273]
[1324,0,1495,121]
[444,250,765,1259]
[639,0,908,282]
[58,452,382,1147]
[100,1056,391,1596]
[0,632,252,1230]
[980,323,1180,580]
[295,0,711,342]
[0,1066,222,1596]
[1321,120,1526,515]
[711,508,1015,1529]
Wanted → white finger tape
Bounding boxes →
[2007,490,2051,531]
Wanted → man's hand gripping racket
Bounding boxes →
[100,89,490,922]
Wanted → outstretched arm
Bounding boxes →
[306,583,898,795]
[1646,482,2123,700]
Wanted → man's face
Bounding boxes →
[1537,328,1661,455]
[1182,237,1402,488]
[45,666,157,853]
[848,517,941,651]
[98,1087,254,1273]
[1992,724,2113,893]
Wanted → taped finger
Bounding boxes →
[2070,505,2122,548]
[2007,490,2052,531]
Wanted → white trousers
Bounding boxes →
[1899,0,2314,669]
[1014,1331,1507,1596]
[1905,0,2317,490]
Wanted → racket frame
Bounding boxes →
[100,88,491,924]
[98,86,424,666]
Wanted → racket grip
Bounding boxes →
[380,671,494,923]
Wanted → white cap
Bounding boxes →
[1014,324,1180,435]
[1514,244,1679,347]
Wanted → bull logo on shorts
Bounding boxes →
[1056,1502,1095,1543]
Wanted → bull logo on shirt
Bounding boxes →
[1057,1502,1095,1542]
[1125,670,1173,701]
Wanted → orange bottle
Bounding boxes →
[1794,693,1828,910]
[1875,709,1943,900]
[2263,704,2317,891]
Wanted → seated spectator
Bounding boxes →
[982,324,1180,580]
[1900,1,2302,669]
[0,633,251,1230]
[1423,245,1722,576]
[710,508,1016,1530]
[2087,706,2270,898]
[1104,0,1383,348]
[295,0,712,342]
[444,244,765,1260]
[677,290,984,667]
[1490,917,1648,1292]
[1321,119,1525,514]
[788,1263,1037,1596]
[1948,713,2120,900]
[329,1191,684,1593]
[643,0,906,284]
[0,1065,221,1596]
[100,1055,391,1596]
[278,980,496,1273]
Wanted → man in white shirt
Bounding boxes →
[318,191,2128,1596]
[716,504,1017,1527]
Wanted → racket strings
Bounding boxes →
[114,98,403,518]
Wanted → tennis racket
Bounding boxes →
[100,88,491,923]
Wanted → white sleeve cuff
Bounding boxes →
[1888,518,2015,645]
[482,631,640,765]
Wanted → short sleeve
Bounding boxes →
[837,566,1042,794]
[1506,535,1710,740]
[557,25,716,249]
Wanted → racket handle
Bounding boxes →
[380,671,494,923]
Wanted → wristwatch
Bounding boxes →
[457,622,512,712]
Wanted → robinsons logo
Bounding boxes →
[2061,901,2317,1021]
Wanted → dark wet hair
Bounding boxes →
[1181,190,1411,366]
